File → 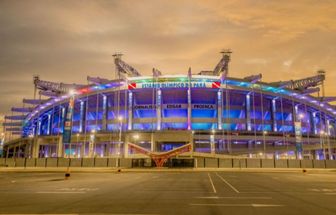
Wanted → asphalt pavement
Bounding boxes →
[0,171,336,215]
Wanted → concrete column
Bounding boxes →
[79,101,85,133]
[32,138,41,158]
[246,94,251,131]
[271,99,277,132]
[127,91,133,130]
[187,88,191,130]
[80,142,85,158]
[57,136,63,157]
[217,90,223,130]
[156,89,162,130]
[102,95,108,131]
[88,133,95,158]
[124,135,130,158]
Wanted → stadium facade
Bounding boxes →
[2,52,336,162]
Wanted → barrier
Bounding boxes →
[219,159,233,168]
[205,158,218,168]
[15,158,26,167]
[120,158,132,168]
[36,158,47,167]
[108,158,117,167]
[46,158,58,167]
[5,158,15,167]
[288,160,300,168]
[313,160,325,168]
[70,158,82,167]
[94,158,108,167]
[275,159,288,168]
[301,160,313,168]
[82,158,95,167]
[246,159,261,168]
[195,158,205,168]
[0,158,5,166]
[261,159,275,168]
[25,158,36,167]
[1,157,336,169]
[326,160,336,168]
[58,158,70,167]
[233,159,246,168]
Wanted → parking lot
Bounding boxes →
[0,171,336,215]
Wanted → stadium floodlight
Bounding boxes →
[118,116,123,121]
[69,89,77,96]
[299,113,305,120]
[133,134,139,140]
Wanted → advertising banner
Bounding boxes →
[62,96,75,145]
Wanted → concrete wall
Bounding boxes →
[58,158,70,167]
[70,158,82,167]
[120,158,132,168]
[233,159,247,168]
[195,158,205,168]
[82,158,95,167]
[15,158,26,167]
[275,159,288,168]
[108,158,117,167]
[205,158,218,168]
[0,158,5,166]
[219,159,232,168]
[261,159,275,168]
[313,160,325,168]
[288,160,301,168]
[46,158,58,167]
[246,159,261,168]
[25,158,36,167]
[5,158,15,167]
[301,160,313,168]
[36,158,46,167]
[95,158,108,167]
[326,160,336,168]
[1,158,336,169]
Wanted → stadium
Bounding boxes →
[1,51,336,166]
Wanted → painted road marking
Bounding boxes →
[36,191,86,194]
[190,203,284,207]
[195,196,272,199]
[208,173,217,194]
[215,173,240,193]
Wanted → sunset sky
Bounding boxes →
[0,0,335,117]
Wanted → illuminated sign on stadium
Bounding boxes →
[128,81,221,89]
[133,104,216,110]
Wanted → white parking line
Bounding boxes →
[215,173,240,193]
[190,203,284,207]
[207,173,217,194]
[195,196,272,199]
[35,191,86,194]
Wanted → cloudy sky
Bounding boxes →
[0,0,336,117]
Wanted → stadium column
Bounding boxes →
[246,93,252,131]
[57,107,66,157]
[47,114,52,135]
[217,90,223,130]
[128,91,133,130]
[102,95,108,131]
[156,89,162,131]
[271,99,277,132]
[79,101,85,133]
